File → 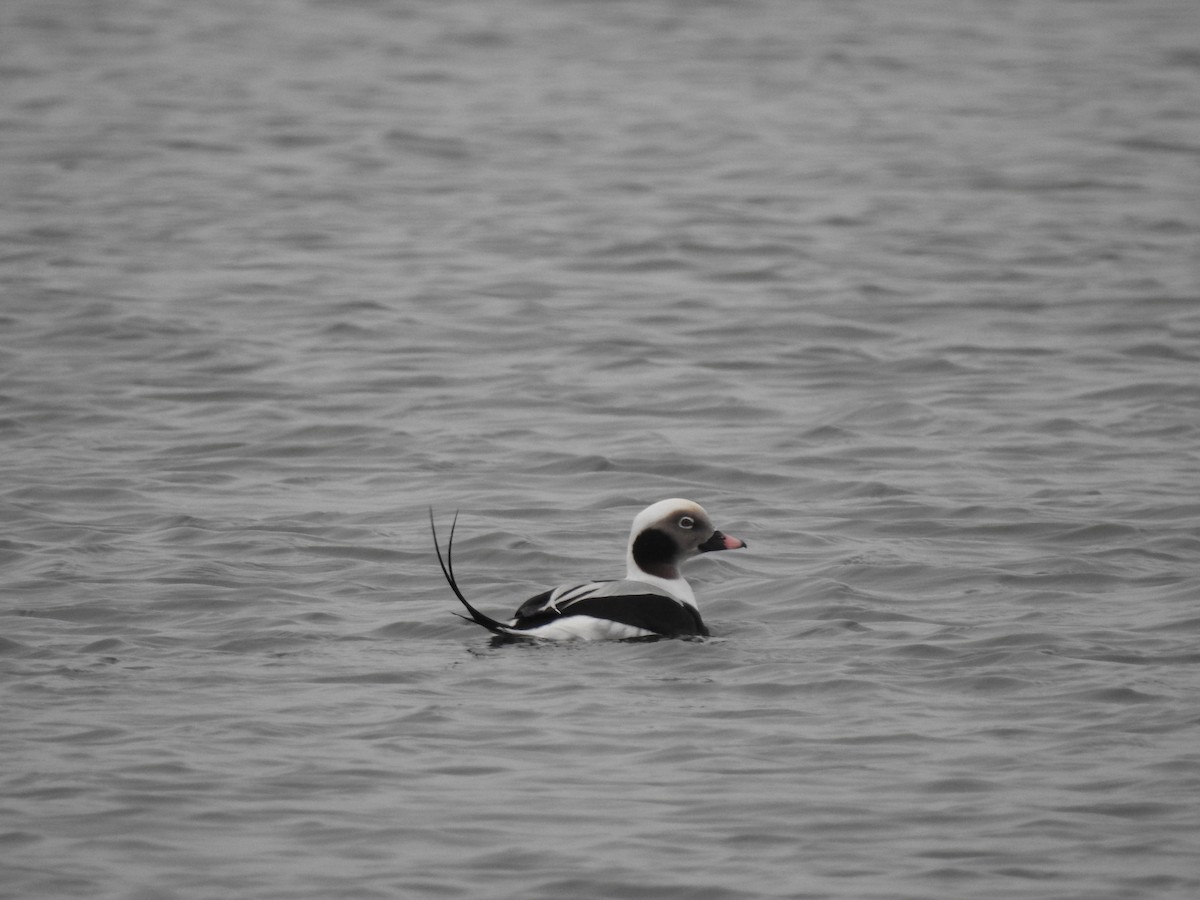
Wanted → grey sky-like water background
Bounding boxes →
[3,1,1199,897]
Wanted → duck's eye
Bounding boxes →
[678,516,695,529]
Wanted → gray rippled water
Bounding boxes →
[3,0,1199,898]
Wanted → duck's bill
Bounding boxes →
[698,530,747,552]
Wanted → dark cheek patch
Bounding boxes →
[631,528,679,580]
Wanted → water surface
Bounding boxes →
[3,1,1199,898]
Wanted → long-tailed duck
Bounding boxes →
[431,499,746,640]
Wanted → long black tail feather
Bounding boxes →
[429,508,511,635]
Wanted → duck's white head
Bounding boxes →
[624,499,746,604]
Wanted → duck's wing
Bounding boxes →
[510,580,707,637]
[511,580,618,620]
